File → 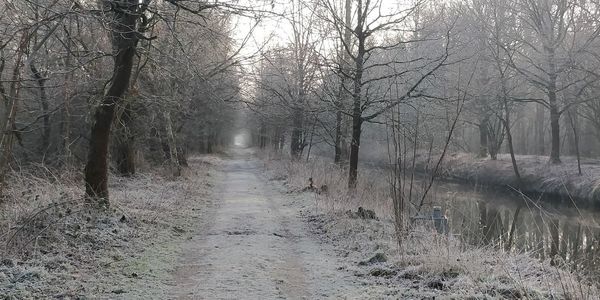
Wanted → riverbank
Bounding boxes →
[414,152,600,208]
[262,153,600,298]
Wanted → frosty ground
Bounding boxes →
[1,149,597,299]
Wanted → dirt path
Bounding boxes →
[170,149,355,299]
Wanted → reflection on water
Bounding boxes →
[425,181,600,281]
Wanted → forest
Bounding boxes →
[2,0,600,298]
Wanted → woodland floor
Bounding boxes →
[0,149,395,299]
[2,148,594,299]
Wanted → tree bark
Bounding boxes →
[478,118,489,158]
[62,37,73,164]
[259,123,267,149]
[567,109,582,175]
[177,146,188,166]
[535,103,545,155]
[334,85,344,163]
[290,108,303,159]
[279,131,285,151]
[0,33,28,193]
[348,107,362,188]
[546,47,561,164]
[30,63,50,155]
[335,0,353,165]
[549,104,561,164]
[114,137,136,176]
[305,118,316,162]
[502,103,521,186]
[164,110,181,177]
[84,0,139,203]
[113,104,136,176]
[348,0,365,189]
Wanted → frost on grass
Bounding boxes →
[316,214,598,299]
[0,155,220,299]
[264,155,600,299]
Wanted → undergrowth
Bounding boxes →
[0,155,220,298]
[262,151,600,299]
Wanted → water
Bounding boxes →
[425,181,600,280]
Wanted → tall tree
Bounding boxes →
[84,0,146,203]
[288,0,319,159]
[320,0,450,187]
[333,0,353,164]
[504,0,600,163]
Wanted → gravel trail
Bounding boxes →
[171,149,355,299]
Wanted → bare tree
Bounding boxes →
[502,0,600,163]
[251,2,322,159]
[319,0,450,187]
[84,0,149,203]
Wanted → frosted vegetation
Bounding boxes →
[263,152,600,298]
[2,0,600,298]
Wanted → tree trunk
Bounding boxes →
[0,33,28,193]
[113,104,136,176]
[62,41,73,164]
[84,47,136,201]
[334,87,343,164]
[290,108,303,159]
[493,65,522,187]
[549,104,561,164]
[348,114,362,188]
[259,123,267,149]
[341,118,349,161]
[568,110,582,175]
[163,111,181,177]
[503,109,521,185]
[84,0,138,203]
[272,129,280,151]
[348,0,365,189]
[177,146,188,167]
[335,0,353,165]
[478,118,489,158]
[535,103,545,155]
[207,138,213,153]
[30,63,50,156]
[305,118,316,162]
[114,136,136,176]
[546,47,561,164]
[506,126,521,182]
[279,132,285,151]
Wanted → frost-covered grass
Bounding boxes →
[414,152,600,207]
[263,151,600,299]
[260,150,392,218]
[0,155,220,298]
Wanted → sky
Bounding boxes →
[229,0,414,102]
[232,0,408,58]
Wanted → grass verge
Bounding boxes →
[0,155,221,299]
[262,152,599,299]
